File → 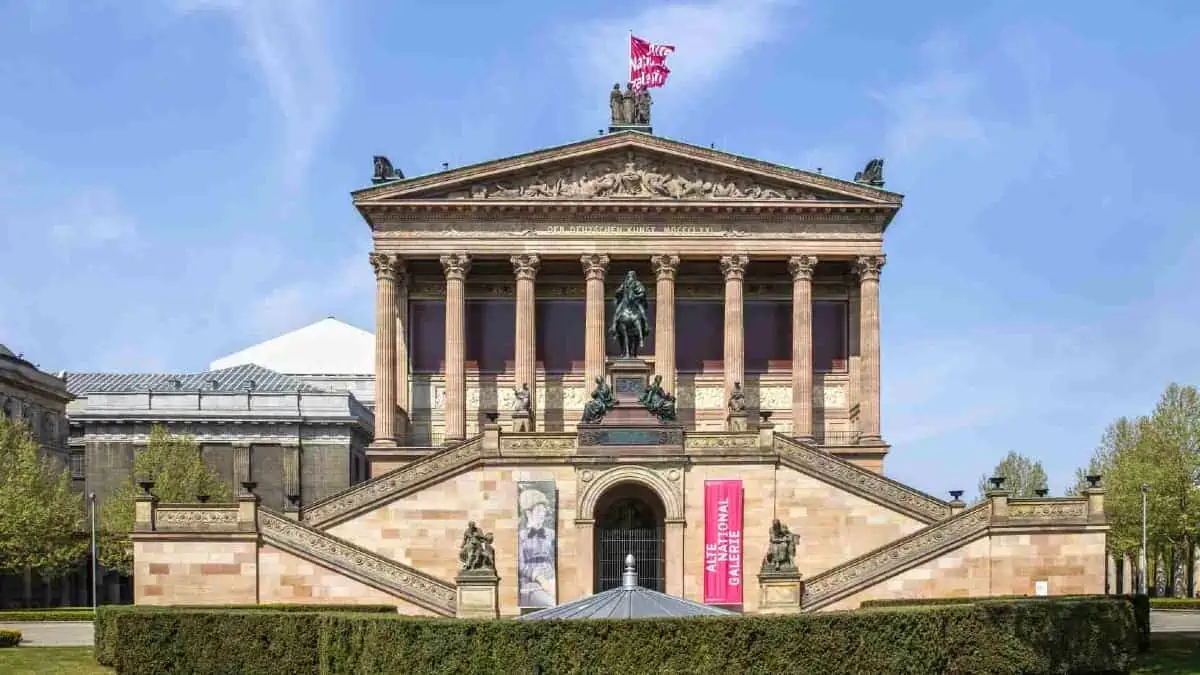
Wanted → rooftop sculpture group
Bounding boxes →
[610,82,652,126]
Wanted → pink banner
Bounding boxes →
[630,35,675,90]
[703,480,744,604]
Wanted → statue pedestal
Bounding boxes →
[455,570,500,619]
[727,411,749,432]
[578,357,684,456]
[608,123,652,135]
[511,410,531,433]
[757,570,804,614]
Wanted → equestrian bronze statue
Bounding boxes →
[608,270,650,358]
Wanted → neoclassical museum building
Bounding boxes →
[133,116,1109,616]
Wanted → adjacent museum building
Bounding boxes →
[125,117,1108,615]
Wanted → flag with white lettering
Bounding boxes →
[630,34,675,90]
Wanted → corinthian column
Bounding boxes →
[651,254,680,394]
[581,254,610,386]
[512,254,540,429]
[788,255,818,441]
[441,253,471,444]
[720,255,749,406]
[854,255,885,443]
[394,259,410,443]
[369,252,399,447]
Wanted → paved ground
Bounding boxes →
[0,621,94,646]
[1151,610,1200,633]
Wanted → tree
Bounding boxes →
[977,450,1049,500]
[0,417,87,579]
[98,425,230,574]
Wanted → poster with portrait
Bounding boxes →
[517,481,558,609]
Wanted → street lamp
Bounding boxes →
[89,492,98,615]
[1141,483,1150,595]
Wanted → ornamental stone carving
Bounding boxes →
[442,152,827,201]
[369,253,403,280]
[577,465,684,522]
[774,435,948,523]
[788,255,818,281]
[304,437,484,527]
[813,383,847,408]
[260,510,456,615]
[440,253,472,281]
[854,255,885,282]
[720,255,749,281]
[651,254,680,280]
[511,254,540,280]
[581,254,610,281]
[804,504,990,607]
[693,387,725,410]
[154,507,239,532]
[1008,501,1088,519]
[757,387,791,410]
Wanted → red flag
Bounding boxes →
[630,35,675,91]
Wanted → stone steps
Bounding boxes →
[259,508,457,617]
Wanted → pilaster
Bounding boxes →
[854,255,885,443]
[512,254,540,430]
[651,254,680,395]
[369,252,400,448]
[581,254,610,387]
[720,255,749,411]
[788,255,817,441]
[441,253,471,444]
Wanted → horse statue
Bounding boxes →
[608,271,650,358]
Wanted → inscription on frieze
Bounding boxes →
[578,428,684,447]
[614,376,644,395]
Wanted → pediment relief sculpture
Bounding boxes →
[435,152,837,202]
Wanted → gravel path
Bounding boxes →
[0,621,94,647]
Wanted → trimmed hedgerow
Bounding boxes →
[98,597,1136,675]
[0,629,21,647]
[93,604,398,667]
[1150,597,1200,609]
[860,594,1150,654]
[0,609,94,622]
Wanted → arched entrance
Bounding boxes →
[593,482,666,593]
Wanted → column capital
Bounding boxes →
[787,255,819,281]
[440,253,472,281]
[510,254,541,281]
[854,255,886,282]
[580,254,610,281]
[651,254,681,280]
[369,253,403,281]
[719,254,749,281]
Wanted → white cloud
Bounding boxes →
[242,243,373,341]
[46,188,137,247]
[569,0,797,103]
[175,0,339,190]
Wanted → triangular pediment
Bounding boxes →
[354,132,901,205]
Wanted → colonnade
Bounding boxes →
[367,253,885,447]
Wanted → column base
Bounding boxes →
[368,439,398,450]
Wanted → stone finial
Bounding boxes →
[622,554,638,588]
[1085,474,1103,489]
[138,479,155,497]
[1034,488,1049,497]
[988,476,1006,491]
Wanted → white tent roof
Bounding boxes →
[209,317,374,375]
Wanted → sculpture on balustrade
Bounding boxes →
[512,383,532,415]
[728,382,747,413]
[608,271,650,358]
[761,519,800,574]
[580,376,617,424]
[639,375,678,423]
[459,521,497,573]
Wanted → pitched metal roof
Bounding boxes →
[65,363,325,395]
[517,556,735,621]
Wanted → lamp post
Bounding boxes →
[89,492,98,614]
[1141,483,1150,595]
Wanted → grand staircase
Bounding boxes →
[259,508,457,617]
[801,501,992,611]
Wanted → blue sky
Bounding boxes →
[2,1,1198,497]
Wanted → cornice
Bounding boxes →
[353,132,903,205]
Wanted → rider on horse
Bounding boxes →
[609,271,650,358]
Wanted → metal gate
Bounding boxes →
[594,497,665,592]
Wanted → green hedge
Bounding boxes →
[97,597,1136,674]
[0,609,94,622]
[1150,597,1200,609]
[860,594,1150,653]
[94,605,398,667]
[0,629,20,647]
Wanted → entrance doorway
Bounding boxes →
[593,483,665,593]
